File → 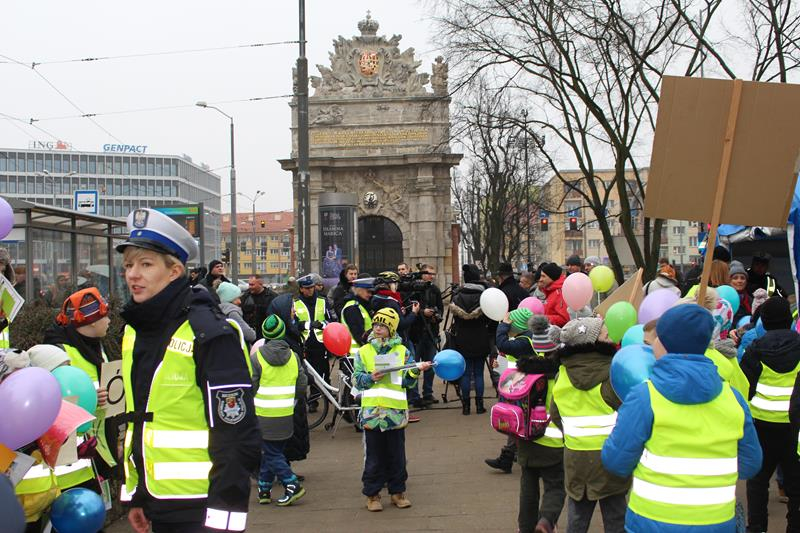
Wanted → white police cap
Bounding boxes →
[297,274,317,287]
[115,208,199,264]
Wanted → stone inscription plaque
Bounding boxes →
[310,127,429,147]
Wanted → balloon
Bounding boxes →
[52,366,97,418]
[589,265,614,293]
[433,349,466,381]
[562,272,593,311]
[738,315,751,329]
[0,476,24,533]
[480,287,509,321]
[50,488,106,533]
[605,302,638,343]
[0,367,62,450]
[322,322,352,357]
[519,297,545,315]
[638,289,680,325]
[621,324,645,347]
[716,285,740,315]
[0,197,13,240]
[249,338,265,357]
[611,344,656,401]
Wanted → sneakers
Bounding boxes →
[408,414,421,423]
[366,494,383,512]
[276,482,306,506]
[534,518,556,533]
[258,487,271,505]
[390,493,412,508]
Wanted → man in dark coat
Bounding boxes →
[497,263,528,311]
[241,274,277,340]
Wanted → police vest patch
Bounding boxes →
[216,389,246,424]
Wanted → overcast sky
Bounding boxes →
[0,1,439,212]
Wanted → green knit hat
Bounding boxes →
[509,308,533,333]
[261,314,286,340]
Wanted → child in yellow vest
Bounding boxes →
[353,308,431,512]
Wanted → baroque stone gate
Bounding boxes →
[279,12,461,282]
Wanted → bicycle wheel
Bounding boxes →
[306,382,330,430]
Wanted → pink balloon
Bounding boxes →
[562,272,594,311]
[249,338,265,357]
[638,289,680,324]
[0,197,12,240]
[519,297,544,315]
[0,367,62,450]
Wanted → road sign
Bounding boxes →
[74,190,98,214]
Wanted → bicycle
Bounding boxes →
[305,356,361,437]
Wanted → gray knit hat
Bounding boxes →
[560,317,604,346]
[729,260,747,278]
[528,315,560,353]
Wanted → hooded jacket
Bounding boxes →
[542,275,570,327]
[602,355,762,533]
[448,283,491,359]
[266,293,304,356]
[328,268,353,318]
[250,340,307,441]
[741,328,800,411]
[550,341,629,500]
[218,302,256,343]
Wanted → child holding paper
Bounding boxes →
[353,308,431,512]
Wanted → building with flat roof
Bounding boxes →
[221,210,293,284]
[0,146,222,262]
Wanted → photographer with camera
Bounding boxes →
[405,264,444,408]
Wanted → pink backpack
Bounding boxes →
[490,368,550,441]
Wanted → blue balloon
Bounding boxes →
[50,488,106,533]
[611,345,656,401]
[737,315,752,328]
[716,285,740,316]
[621,324,645,348]
[433,349,466,381]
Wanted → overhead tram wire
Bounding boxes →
[0,53,124,144]
[0,111,61,141]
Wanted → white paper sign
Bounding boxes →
[100,360,125,417]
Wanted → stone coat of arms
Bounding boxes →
[358,51,380,77]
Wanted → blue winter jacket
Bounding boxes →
[737,319,765,362]
[601,354,762,533]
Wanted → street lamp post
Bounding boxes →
[197,101,239,281]
[521,109,531,270]
[239,190,266,275]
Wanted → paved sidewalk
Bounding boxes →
[109,378,788,532]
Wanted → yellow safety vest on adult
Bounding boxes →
[341,299,372,356]
[293,297,327,343]
[116,207,260,532]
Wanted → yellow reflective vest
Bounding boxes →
[254,350,299,418]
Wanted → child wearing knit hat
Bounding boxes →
[216,281,256,343]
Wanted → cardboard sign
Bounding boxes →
[645,76,800,228]
[36,400,95,468]
[100,360,125,417]
[0,274,23,323]
[6,452,35,487]
[55,432,78,467]
[594,269,644,317]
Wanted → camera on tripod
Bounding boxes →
[398,272,431,293]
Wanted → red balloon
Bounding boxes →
[323,323,352,357]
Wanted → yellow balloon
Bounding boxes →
[589,265,615,293]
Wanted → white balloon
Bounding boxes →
[480,287,509,321]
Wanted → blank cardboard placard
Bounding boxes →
[644,76,800,228]
[595,269,643,317]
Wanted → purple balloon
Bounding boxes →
[0,367,62,450]
[638,289,680,325]
[0,197,12,240]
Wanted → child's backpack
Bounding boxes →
[490,368,550,441]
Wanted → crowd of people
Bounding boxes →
[2,204,800,533]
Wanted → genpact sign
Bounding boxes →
[102,144,148,154]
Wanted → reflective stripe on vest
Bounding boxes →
[749,361,800,423]
[767,276,776,296]
[55,434,95,489]
[341,300,372,355]
[358,343,408,410]
[15,463,57,495]
[0,328,9,349]
[121,322,212,500]
[552,366,616,451]
[254,349,298,417]
[294,297,326,342]
[629,381,743,526]
[206,508,247,531]
[226,319,253,377]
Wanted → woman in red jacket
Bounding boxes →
[538,263,570,327]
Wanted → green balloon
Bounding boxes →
[605,301,638,343]
[589,266,615,293]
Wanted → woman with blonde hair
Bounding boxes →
[709,259,731,288]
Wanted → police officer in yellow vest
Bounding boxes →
[251,315,308,507]
[353,308,431,512]
[293,274,334,387]
[602,304,762,532]
[551,317,629,533]
[340,277,375,357]
[116,208,260,533]
[740,295,800,532]
[43,287,118,487]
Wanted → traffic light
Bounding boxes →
[221,249,230,264]
[540,218,549,231]
[260,220,265,228]
[569,217,578,231]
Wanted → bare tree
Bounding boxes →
[452,80,545,274]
